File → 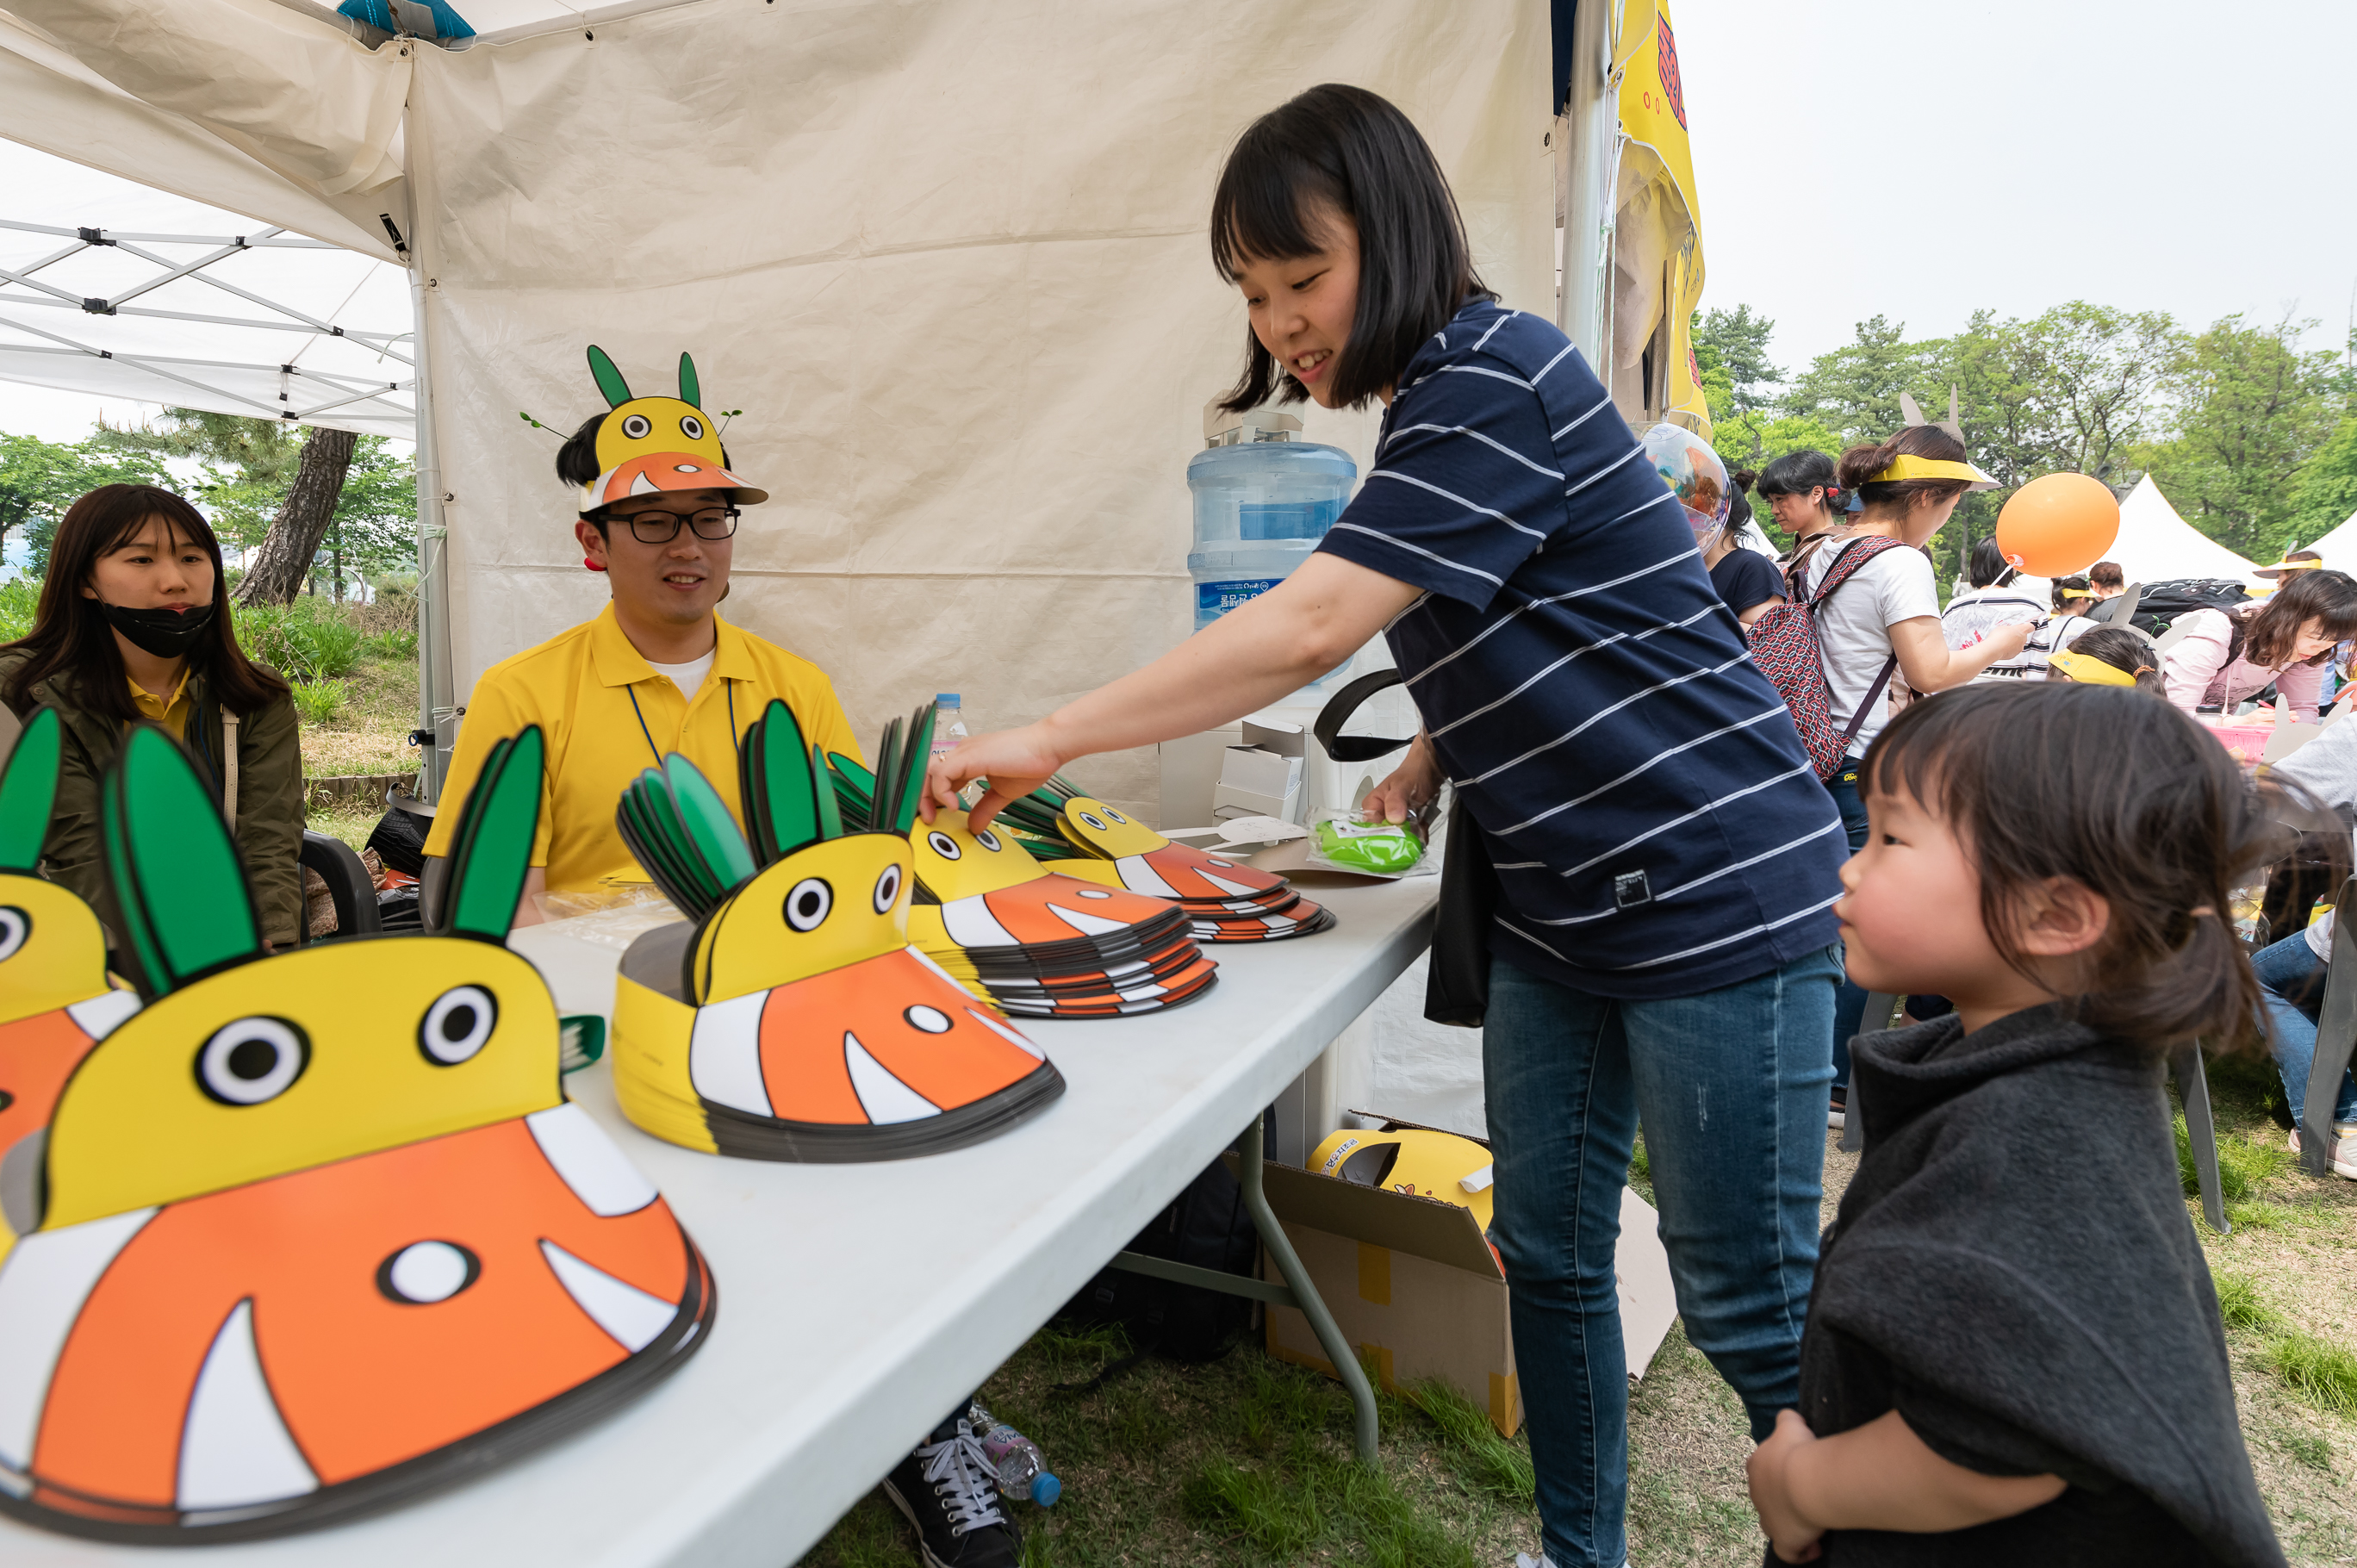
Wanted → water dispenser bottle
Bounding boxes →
[1186,401,1357,636]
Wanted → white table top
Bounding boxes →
[6,875,1436,1568]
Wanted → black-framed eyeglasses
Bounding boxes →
[612,506,740,544]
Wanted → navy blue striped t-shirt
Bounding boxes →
[1315,299,1845,999]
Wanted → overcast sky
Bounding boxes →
[1674,0,2357,381]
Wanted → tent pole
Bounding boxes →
[1556,0,1615,366]
[411,269,456,801]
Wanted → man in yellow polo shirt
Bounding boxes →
[423,352,860,924]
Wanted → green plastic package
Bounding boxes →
[1310,815,1426,875]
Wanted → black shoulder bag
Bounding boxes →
[1312,671,1493,1027]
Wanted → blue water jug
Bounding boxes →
[1186,406,1357,634]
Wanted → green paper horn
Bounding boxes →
[754,700,821,859]
[103,725,261,994]
[447,726,547,941]
[812,745,843,839]
[0,707,62,872]
[587,345,633,409]
[678,352,701,411]
[893,704,936,836]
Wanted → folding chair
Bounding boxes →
[2298,874,2357,1179]
[298,830,384,942]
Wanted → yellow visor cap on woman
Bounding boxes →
[2048,650,2138,688]
[1869,453,1999,491]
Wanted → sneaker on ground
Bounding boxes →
[882,1419,1023,1568]
[2285,1124,2357,1181]
[1827,1086,1847,1132]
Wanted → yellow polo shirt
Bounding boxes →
[423,605,862,893]
[127,669,195,740]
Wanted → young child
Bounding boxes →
[1746,681,2287,1566]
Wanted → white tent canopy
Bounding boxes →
[0,0,1554,816]
[2285,507,2357,574]
[2105,473,2261,587]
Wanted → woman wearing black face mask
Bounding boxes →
[0,483,302,949]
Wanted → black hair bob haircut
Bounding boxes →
[555,412,732,529]
[1754,448,1842,508]
[1210,84,1493,414]
[1968,536,2015,589]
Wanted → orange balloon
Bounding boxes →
[1993,473,2120,577]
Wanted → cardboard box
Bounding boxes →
[1253,1127,1680,1438]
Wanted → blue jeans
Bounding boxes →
[1825,763,1871,1090]
[1482,944,1842,1568]
[2252,932,2357,1124]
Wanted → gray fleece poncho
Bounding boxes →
[1794,1005,2285,1567]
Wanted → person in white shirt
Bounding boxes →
[1940,538,2050,677]
[1808,426,2030,1124]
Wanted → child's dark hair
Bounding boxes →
[1862,682,2283,1048]
[1836,424,1971,516]
[1210,84,1492,414]
[2052,575,2092,612]
[1968,536,2014,589]
[2064,627,2165,693]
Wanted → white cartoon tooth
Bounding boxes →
[541,1241,678,1353]
[688,989,770,1116]
[177,1299,319,1510]
[844,1033,941,1123]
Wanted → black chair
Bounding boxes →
[299,830,382,941]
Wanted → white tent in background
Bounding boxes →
[2105,474,2261,585]
[2285,507,2357,574]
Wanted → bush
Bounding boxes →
[0,578,37,644]
[289,678,347,725]
[233,598,364,681]
[363,626,420,661]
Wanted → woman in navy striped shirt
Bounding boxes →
[928,86,1848,1568]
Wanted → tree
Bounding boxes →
[320,435,418,598]
[0,432,174,576]
[1784,315,1948,445]
[90,408,303,557]
[2136,313,2344,560]
[1693,305,1782,419]
[236,425,360,605]
[2288,417,2357,548]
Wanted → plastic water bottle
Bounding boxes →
[967,1403,1059,1507]
[930,694,968,762]
[1186,403,1356,638]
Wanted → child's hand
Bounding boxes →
[1746,1409,1827,1563]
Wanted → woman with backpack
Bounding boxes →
[1797,426,2034,1126]
[929,85,1850,1568]
[2161,568,2357,723]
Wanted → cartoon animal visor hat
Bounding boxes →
[610,699,1065,1160]
[0,725,714,1543]
[577,345,769,514]
[1877,389,1999,492]
[0,711,145,1263]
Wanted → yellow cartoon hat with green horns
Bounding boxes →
[576,345,768,513]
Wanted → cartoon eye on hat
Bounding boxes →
[0,725,713,1542]
[610,700,1063,1160]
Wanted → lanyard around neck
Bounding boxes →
[625,678,739,770]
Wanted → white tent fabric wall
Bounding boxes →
[2107,473,2263,587]
[405,0,1554,812]
[2112,474,2260,581]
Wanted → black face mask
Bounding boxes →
[98,600,215,659]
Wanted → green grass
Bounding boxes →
[2262,1333,2357,1419]
[232,596,365,681]
[2176,1110,2296,1203]
[289,677,347,725]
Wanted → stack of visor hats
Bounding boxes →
[990,778,1334,943]
[610,700,1063,1160]
[0,724,714,1544]
[824,756,1216,1019]
[0,710,146,1262]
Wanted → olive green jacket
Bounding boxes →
[0,650,306,946]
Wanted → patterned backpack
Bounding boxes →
[1745,535,1910,780]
